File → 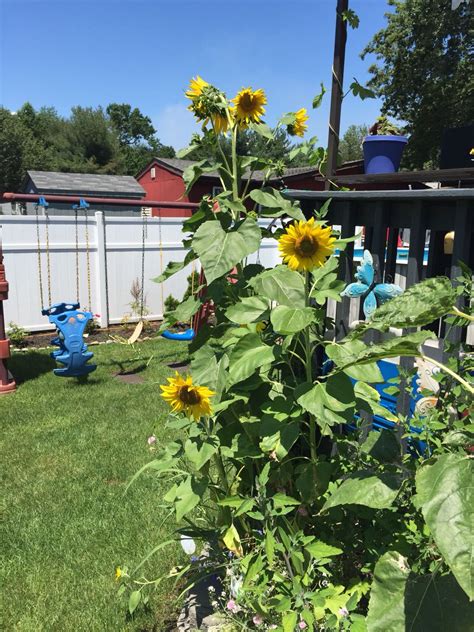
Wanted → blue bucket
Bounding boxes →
[363,135,408,174]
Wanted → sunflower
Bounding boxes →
[160,372,215,420]
[185,75,209,100]
[288,108,309,137]
[210,112,229,134]
[231,87,267,126]
[278,217,336,272]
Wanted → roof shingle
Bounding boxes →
[26,171,145,197]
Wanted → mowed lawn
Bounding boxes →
[1,338,188,631]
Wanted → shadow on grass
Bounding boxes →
[9,352,56,384]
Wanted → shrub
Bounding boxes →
[7,322,27,348]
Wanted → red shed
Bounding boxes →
[136,158,367,217]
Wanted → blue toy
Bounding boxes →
[42,302,97,377]
[341,249,403,319]
[162,328,195,341]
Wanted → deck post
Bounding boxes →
[0,225,16,394]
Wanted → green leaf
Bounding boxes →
[367,277,457,330]
[306,540,343,559]
[282,611,298,632]
[223,524,243,556]
[312,83,326,109]
[192,218,261,284]
[323,473,400,511]
[182,160,216,195]
[249,121,274,139]
[184,436,219,470]
[228,333,276,385]
[225,296,269,325]
[296,377,355,429]
[249,188,305,221]
[354,382,398,422]
[152,250,197,283]
[405,572,474,631]
[342,9,360,29]
[175,476,208,522]
[270,305,315,334]
[415,453,473,599]
[350,79,375,100]
[249,265,305,308]
[327,332,435,374]
[366,551,409,632]
[265,529,276,565]
[272,493,300,508]
[360,430,400,463]
[129,590,142,615]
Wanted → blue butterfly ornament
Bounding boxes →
[341,250,403,319]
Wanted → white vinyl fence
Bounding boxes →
[1,212,281,332]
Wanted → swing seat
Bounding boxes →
[161,327,195,341]
[43,302,97,377]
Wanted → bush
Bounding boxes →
[7,322,27,348]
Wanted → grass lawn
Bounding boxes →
[1,338,189,631]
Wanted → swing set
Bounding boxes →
[35,197,97,377]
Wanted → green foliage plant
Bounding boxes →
[7,321,28,348]
[122,78,474,630]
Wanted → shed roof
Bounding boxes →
[25,171,145,197]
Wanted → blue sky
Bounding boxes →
[0,0,391,150]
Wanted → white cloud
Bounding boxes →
[154,103,197,151]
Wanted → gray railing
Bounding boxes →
[285,188,474,344]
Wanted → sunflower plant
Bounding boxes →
[120,78,474,630]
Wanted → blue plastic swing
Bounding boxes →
[161,328,195,341]
[43,302,97,377]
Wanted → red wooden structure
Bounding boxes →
[0,232,16,394]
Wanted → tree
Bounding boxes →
[339,124,368,163]
[106,103,175,174]
[0,108,51,194]
[362,0,473,168]
[66,106,121,173]
[187,127,295,163]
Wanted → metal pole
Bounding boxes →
[325,0,349,190]
[0,225,17,394]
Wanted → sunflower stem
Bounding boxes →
[304,271,318,464]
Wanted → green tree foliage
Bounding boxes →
[362,0,473,168]
[0,108,51,193]
[339,124,369,163]
[0,102,175,192]
[187,127,297,164]
[107,103,175,175]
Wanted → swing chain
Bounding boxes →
[75,207,80,304]
[35,203,44,310]
[45,208,52,307]
[84,205,92,311]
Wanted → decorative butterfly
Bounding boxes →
[341,249,403,319]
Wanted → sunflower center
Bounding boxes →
[240,93,254,113]
[179,385,202,406]
[294,235,318,257]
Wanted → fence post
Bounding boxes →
[95,212,109,328]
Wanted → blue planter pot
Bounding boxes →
[363,135,408,174]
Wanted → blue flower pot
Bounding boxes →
[362,135,408,174]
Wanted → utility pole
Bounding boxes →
[325,0,349,190]
[0,226,16,394]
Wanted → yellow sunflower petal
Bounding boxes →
[160,373,215,421]
[278,219,336,272]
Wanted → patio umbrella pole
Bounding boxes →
[0,226,16,394]
[325,0,349,190]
